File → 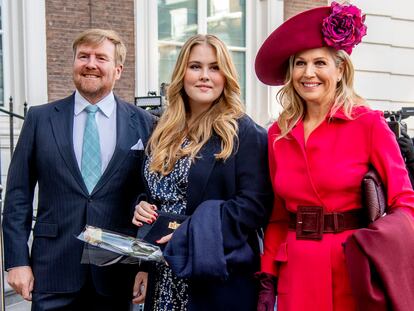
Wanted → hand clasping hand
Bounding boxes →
[131,200,172,247]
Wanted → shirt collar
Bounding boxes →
[74,91,116,118]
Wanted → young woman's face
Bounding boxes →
[183,43,225,114]
[292,47,343,108]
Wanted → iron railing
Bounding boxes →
[0,96,27,311]
[0,97,28,156]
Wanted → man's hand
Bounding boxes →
[7,266,34,301]
[132,271,148,304]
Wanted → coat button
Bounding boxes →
[88,198,93,203]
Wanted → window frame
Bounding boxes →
[135,0,284,125]
[0,0,47,112]
[137,0,248,96]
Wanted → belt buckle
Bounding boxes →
[296,206,324,240]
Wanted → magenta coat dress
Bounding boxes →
[262,106,414,311]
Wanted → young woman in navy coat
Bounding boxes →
[131,34,273,310]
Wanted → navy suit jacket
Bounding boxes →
[2,93,155,296]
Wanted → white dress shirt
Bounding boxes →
[73,91,117,174]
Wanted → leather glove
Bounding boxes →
[398,128,414,163]
[257,272,277,311]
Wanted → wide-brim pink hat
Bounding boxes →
[255,2,366,86]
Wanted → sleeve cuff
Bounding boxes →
[260,255,278,277]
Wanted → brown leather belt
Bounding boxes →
[289,206,368,240]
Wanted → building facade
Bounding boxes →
[3,0,414,123]
[1,1,413,307]
[1,0,414,157]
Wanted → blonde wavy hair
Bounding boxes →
[277,48,366,139]
[148,34,245,175]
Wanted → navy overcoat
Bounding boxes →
[148,115,273,311]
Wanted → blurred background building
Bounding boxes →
[1,0,414,307]
[2,0,414,125]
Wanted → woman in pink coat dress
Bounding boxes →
[254,2,414,311]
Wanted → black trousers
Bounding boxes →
[31,274,131,311]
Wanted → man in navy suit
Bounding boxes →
[2,29,154,310]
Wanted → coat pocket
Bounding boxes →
[33,222,58,238]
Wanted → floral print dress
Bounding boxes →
[144,152,191,311]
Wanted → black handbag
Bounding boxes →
[136,210,187,249]
[361,167,387,222]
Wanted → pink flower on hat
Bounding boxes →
[322,2,367,54]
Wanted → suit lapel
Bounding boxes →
[186,135,220,214]
[50,94,88,193]
[92,98,140,194]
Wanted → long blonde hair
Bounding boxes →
[277,48,366,139]
[148,34,244,175]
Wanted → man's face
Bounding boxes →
[73,39,122,104]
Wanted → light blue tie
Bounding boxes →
[81,105,101,193]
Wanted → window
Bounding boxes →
[158,0,197,91]
[157,0,246,99]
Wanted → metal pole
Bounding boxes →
[8,97,14,157]
[24,102,28,117]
